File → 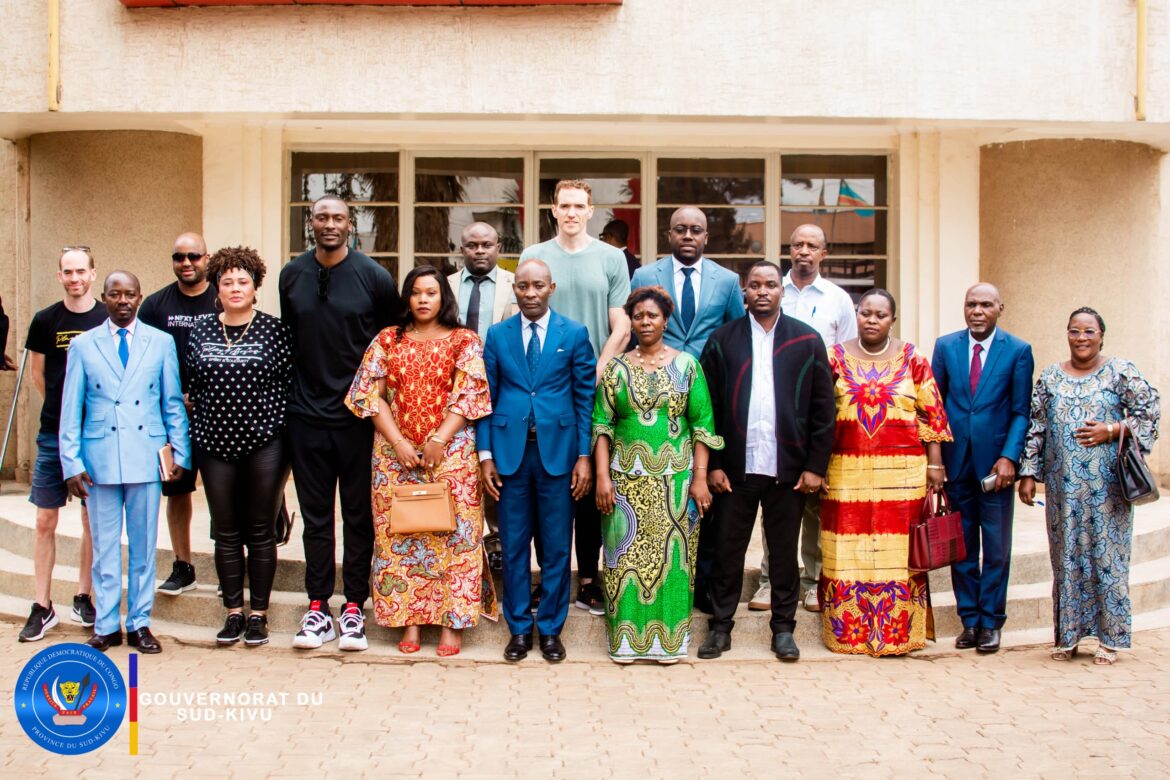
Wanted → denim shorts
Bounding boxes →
[29,430,69,509]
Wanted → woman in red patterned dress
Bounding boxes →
[346,265,495,657]
[819,289,952,656]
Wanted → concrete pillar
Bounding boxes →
[0,140,32,480]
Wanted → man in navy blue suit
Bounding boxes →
[931,283,1034,654]
[479,259,596,663]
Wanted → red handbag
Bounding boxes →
[909,491,967,572]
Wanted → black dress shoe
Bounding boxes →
[504,633,533,662]
[976,628,1001,654]
[539,634,566,662]
[127,627,162,654]
[87,631,123,652]
[771,632,800,662]
[955,627,979,650]
[698,631,731,659]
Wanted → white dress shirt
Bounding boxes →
[672,256,703,307]
[107,317,138,349]
[479,308,551,462]
[745,314,778,477]
[968,328,996,370]
[781,272,857,347]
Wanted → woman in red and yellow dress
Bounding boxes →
[819,289,952,656]
[346,265,496,657]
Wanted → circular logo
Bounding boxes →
[13,643,126,755]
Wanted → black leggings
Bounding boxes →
[199,438,290,611]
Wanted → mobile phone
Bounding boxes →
[980,473,999,493]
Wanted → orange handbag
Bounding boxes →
[389,476,457,534]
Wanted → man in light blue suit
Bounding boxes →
[931,283,1034,654]
[630,207,745,359]
[60,271,190,653]
[479,259,596,663]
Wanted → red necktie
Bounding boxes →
[970,343,983,394]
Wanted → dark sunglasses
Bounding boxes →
[317,266,331,299]
[172,251,205,263]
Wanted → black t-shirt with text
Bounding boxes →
[138,281,218,392]
[25,300,108,434]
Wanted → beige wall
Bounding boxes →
[981,138,1167,474]
[0,141,30,479]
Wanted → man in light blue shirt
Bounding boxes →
[447,222,517,343]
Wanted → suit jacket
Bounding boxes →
[447,267,518,327]
[931,328,1034,479]
[699,314,836,483]
[623,249,640,279]
[59,319,191,485]
[477,310,596,477]
[631,256,745,358]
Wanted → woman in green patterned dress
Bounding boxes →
[593,286,723,664]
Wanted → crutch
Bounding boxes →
[0,348,29,480]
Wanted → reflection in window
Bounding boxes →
[656,159,765,267]
[537,159,641,249]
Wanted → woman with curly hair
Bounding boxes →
[345,265,495,657]
[185,246,292,647]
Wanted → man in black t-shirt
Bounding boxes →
[138,232,215,597]
[280,195,401,652]
[18,247,107,642]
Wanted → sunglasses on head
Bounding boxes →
[172,251,204,263]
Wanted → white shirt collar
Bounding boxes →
[465,265,498,283]
[108,318,138,335]
[749,313,780,336]
[672,256,703,275]
[522,307,552,331]
[782,270,827,293]
[969,328,996,349]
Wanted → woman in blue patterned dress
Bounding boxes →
[1018,307,1160,665]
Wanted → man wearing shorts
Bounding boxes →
[19,246,107,641]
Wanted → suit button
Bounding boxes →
[135,400,140,405]
[138,425,143,430]
[111,426,116,431]
[531,392,536,397]
[115,401,120,406]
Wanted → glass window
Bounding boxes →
[414,157,523,276]
[289,152,399,278]
[538,159,642,251]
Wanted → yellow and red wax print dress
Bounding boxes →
[820,342,951,656]
[345,327,497,629]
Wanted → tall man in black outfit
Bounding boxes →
[138,232,217,597]
[697,261,836,662]
[280,195,401,652]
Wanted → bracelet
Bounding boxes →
[429,435,448,446]
[926,465,945,471]
[694,468,707,472]
[391,437,404,448]
[1108,422,1116,439]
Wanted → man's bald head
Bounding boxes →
[461,222,501,276]
[104,270,141,294]
[173,232,207,256]
[965,282,1001,304]
[668,207,709,265]
[514,259,555,320]
[963,282,1005,339]
[103,271,143,327]
[516,258,552,284]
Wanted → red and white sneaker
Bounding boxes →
[337,603,368,652]
[292,601,336,649]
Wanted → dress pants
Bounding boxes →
[799,493,823,593]
[573,488,601,581]
[708,475,805,636]
[88,481,162,636]
[498,439,573,637]
[948,477,1015,630]
[286,415,374,606]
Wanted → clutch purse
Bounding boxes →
[1117,419,1159,505]
[389,473,457,534]
[909,490,967,572]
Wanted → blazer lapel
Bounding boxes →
[94,326,125,379]
[534,313,565,386]
[694,258,718,327]
[658,258,686,335]
[493,275,510,323]
[972,331,1007,404]
[505,316,529,384]
[119,326,151,396]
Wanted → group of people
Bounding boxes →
[13,178,1161,668]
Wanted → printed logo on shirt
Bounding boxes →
[166,314,209,331]
[197,342,265,365]
[53,331,85,351]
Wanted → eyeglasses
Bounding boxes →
[171,252,204,263]
[1068,328,1100,338]
[317,266,331,299]
[670,225,707,236]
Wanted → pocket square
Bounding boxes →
[557,348,566,352]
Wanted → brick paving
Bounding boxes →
[3,621,1170,778]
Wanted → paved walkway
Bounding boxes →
[4,621,1170,778]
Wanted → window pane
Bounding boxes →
[289,206,398,257]
[415,206,523,255]
[657,158,764,206]
[538,205,641,246]
[538,159,641,206]
[780,209,887,256]
[781,155,887,207]
[656,207,764,256]
[415,157,523,205]
[291,152,399,203]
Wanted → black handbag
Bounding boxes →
[1117,418,1159,505]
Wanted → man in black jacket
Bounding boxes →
[697,260,836,662]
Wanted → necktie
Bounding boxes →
[117,328,129,368]
[465,275,486,336]
[970,343,983,394]
[527,322,541,382]
[681,267,696,331]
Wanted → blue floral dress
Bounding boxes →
[1019,358,1160,650]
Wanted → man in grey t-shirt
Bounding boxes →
[518,179,631,616]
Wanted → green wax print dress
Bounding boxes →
[592,352,723,661]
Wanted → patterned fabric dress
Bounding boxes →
[820,343,952,656]
[592,353,723,661]
[345,327,497,629]
[1019,359,1160,650]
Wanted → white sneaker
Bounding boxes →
[803,589,822,612]
[748,584,770,611]
[292,601,336,649]
[337,603,368,652]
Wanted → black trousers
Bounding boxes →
[573,490,600,581]
[286,415,375,606]
[708,475,805,635]
[200,438,290,611]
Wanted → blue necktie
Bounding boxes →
[116,328,129,368]
[527,322,541,381]
[681,267,696,331]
